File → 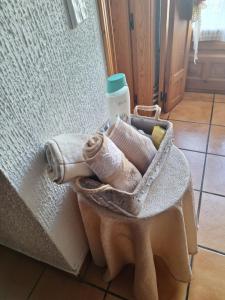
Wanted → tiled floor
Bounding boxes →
[1,92,225,300]
[167,92,225,300]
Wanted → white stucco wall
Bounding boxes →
[0,0,107,273]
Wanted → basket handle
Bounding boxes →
[133,105,161,120]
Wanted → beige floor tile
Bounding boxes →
[198,193,225,252]
[203,155,225,196]
[212,103,225,126]
[169,101,212,123]
[84,261,107,289]
[155,256,188,300]
[215,94,225,103]
[172,121,209,152]
[30,267,104,300]
[183,92,213,102]
[189,249,225,300]
[109,265,134,300]
[182,150,205,190]
[208,125,225,156]
[0,245,45,300]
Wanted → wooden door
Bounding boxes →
[129,0,155,108]
[108,0,135,108]
[159,0,192,112]
[98,0,155,112]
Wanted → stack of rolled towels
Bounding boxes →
[45,118,157,193]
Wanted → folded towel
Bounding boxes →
[107,118,157,174]
[152,125,166,149]
[45,133,93,183]
[83,133,142,192]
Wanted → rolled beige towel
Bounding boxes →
[45,133,93,183]
[83,133,142,192]
[107,118,157,174]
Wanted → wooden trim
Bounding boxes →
[97,0,117,75]
[150,0,156,100]
[190,40,225,51]
[182,20,192,91]
[165,0,175,94]
[158,0,170,109]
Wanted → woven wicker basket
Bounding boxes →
[73,105,174,217]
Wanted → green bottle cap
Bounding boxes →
[107,73,127,94]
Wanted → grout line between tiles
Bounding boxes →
[103,281,111,300]
[202,190,225,198]
[196,93,215,221]
[81,267,124,300]
[169,118,225,127]
[27,266,47,300]
[169,118,211,125]
[198,245,225,256]
[103,291,107,300]
[179,148,206,155]
[179,147,225,159]
[106,290,128,300]
[77,261,110,294]
[194,188,225,199]
[204,152,225,158]
[79,280,110,293]
[185,255,194,300]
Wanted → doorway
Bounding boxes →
[186,0,225,93]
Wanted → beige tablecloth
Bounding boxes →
[78,182,197,300]
[75,144,198,299]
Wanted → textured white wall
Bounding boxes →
[0,0,107,273]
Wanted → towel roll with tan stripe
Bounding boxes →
[107,118,157,174]
[83,133,142,193]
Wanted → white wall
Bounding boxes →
[0,0,107,273]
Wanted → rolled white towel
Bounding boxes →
[45,133,93,183]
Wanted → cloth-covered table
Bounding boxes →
[77,146,198,300]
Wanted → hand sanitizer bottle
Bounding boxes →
[106,73,130,122]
